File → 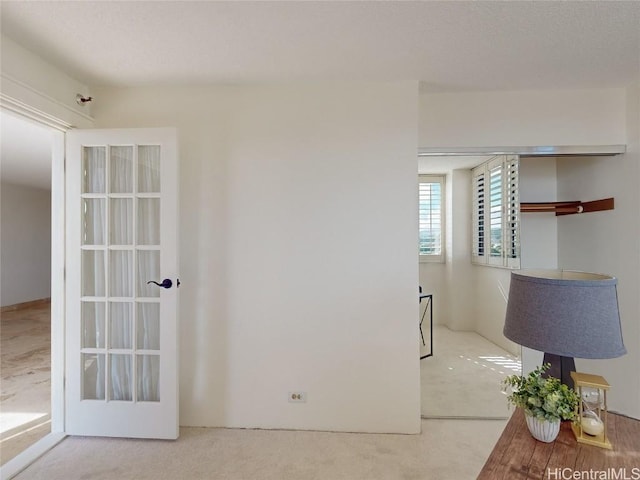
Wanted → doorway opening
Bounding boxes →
[0,110,55,464]
[417,154,522,419]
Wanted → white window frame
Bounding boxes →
[471,155,520,269]
[418,174,445,263]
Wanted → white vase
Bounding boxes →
[525,414,561,443]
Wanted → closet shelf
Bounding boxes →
[520,198,614,216]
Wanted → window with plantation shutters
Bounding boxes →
[471,156,520,268]
[419,175,445,263]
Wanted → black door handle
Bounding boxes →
[147,278,173,289]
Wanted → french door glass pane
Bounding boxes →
[110,199,133,245]
[109,302,133,349]
[138,146,161,193]
[78,139,166,412]
[137,199,160,245]
[82,250,105,296]
[137,355,160,402]
[109,250,133,297]
[137,250,160,297]
[137,303,160,350]
[82,199,105,245]
[110,146,133,193]
[82,353,105,400]
[109,354,132,401]
[82,147,106,193]
[82,302,105,348]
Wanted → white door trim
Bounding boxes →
[0,433,66,480]
[0,75,93,131]
[50,130,66,433]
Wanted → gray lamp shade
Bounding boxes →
[504,270,626,359]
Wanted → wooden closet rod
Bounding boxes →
[520,198,614,216]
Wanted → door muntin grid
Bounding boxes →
[81,145,161,402]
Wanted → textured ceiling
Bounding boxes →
[1,1,639,91]
[1,1,639,188]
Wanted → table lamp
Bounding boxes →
[503,270,626,388]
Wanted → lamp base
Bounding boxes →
[543,353,575,389]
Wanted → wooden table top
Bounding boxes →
[477,408,640,479]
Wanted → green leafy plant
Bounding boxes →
[502,363,579,422]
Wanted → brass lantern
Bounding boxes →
[570,372,612,449]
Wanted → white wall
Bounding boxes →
[418,261,448,326]
[636,82,640,420]
[420,88,626,147]
[0,182,51,306]
[91,82,422,433]
[518,156,559,372]
[519,156,558,270]
[556,82,640,418]
[472,266,514,353]
[418,170,474,331]
[446,170,474,330]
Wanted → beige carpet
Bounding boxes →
[421,326,521,418]
[2,305,510,478]
[14,418,506,480]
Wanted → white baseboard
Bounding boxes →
[1,432,66,480]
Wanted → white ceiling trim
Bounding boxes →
[417,145,627,157]
[1,73,93,131]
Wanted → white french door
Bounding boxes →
[65,128,179,439]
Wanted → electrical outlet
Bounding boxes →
[288,391,307,403]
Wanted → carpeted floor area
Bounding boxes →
[13,418,506,480]
[421,326,521,418]
[2,305,512,478]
